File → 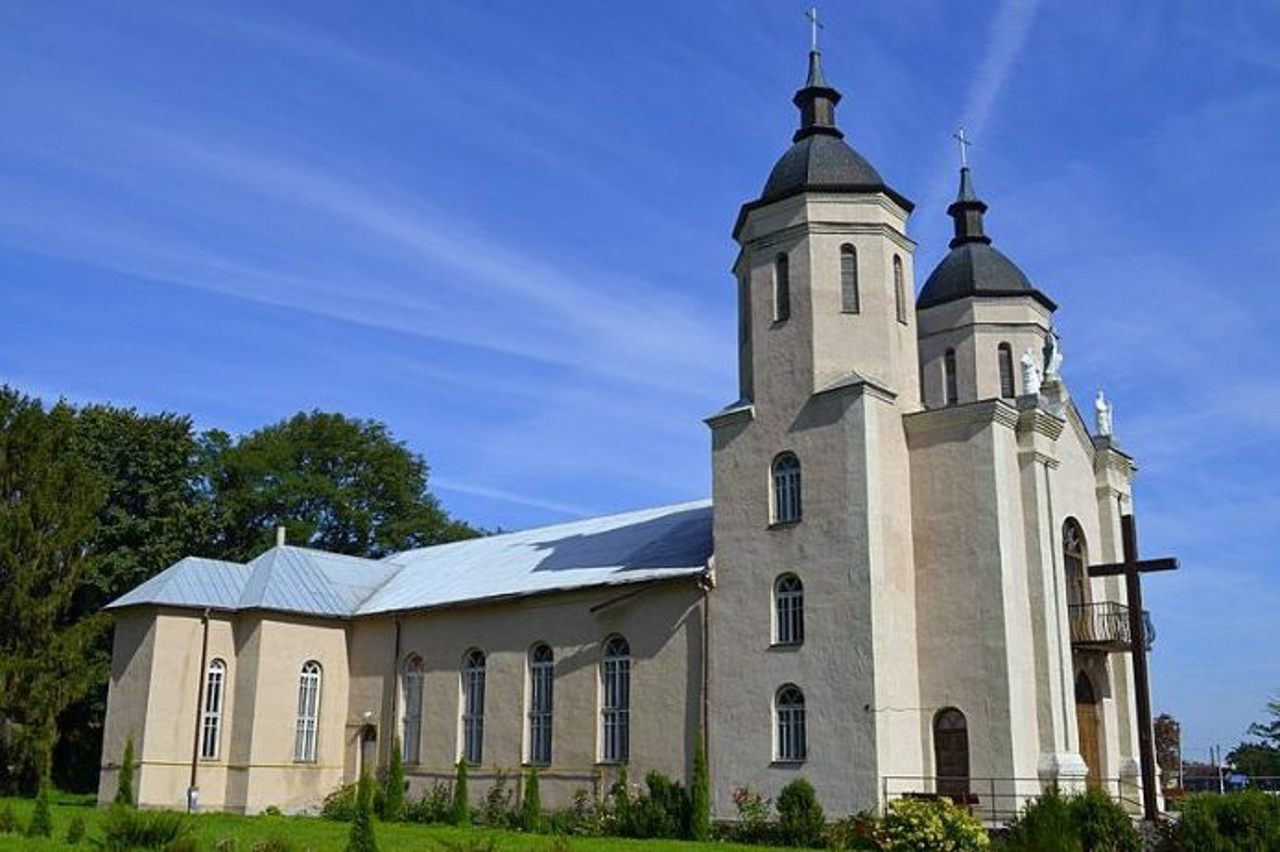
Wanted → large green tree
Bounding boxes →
[1228,694,1280,778]
[203,411,476,561]
[0,389,106,792]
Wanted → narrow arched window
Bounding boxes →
[840,244,859,313]
[772,452,802,524]
[294,661,322,763]
[601,636,630,763]
[528,644,554,765]
[774,253,791,322]
[944,348,959,406]
[200,659,226,760]
[774,574,804,646]
[402,655,424,764]
[461,649,486,765]
[893,254,907,324]
[1063,519,1089,608]
[775,685,806,762]
[934,708,969,799]
[998,343,1016,399]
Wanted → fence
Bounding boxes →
[881,775,1143,827]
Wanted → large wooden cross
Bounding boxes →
[1088,514,1178,821]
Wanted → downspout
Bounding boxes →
[389,616,401,765]
[700,559,716,788]
[187,607,211,813]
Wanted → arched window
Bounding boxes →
[840,244,859,313]
[528,644,554,765]
[402,655,424,764]
[893,254,907,324]
[774,574,804,646]
[998,343,1016,399]
[944,348,959,406]
[772,452,802,524]
[200,659,226,760]
[774,253,791,322]
[294,661,322,763]
[601,636,631,763]
[1063,519,1089,607]
[461,649,486,765]
[934,707,969,799]
[775,685,806,762]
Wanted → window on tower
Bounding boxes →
[771,452,802,524]
[775,685,807,762]
[774,574,804,645]
[944,348,959,406]
[840,244,859,313]
[998,343,1016,399]
[774,253,791,323]
[893,254,908,324]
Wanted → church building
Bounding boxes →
[99,44,1158,820]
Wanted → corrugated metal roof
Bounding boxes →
[105,500,712,617]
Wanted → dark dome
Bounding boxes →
[761,134,889,202]
[918,242,1056,311]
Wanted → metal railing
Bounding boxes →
[1069,602,1155,651]
[882,775,1143,827]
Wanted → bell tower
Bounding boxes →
[707,44,924,817]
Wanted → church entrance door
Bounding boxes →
[933,708,970,800]
[1075,673,1102,787]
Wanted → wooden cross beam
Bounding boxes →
[1088,514,1178,822]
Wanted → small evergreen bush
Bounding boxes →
[344,772,378,852]
[1001,787,1082,852]
[1068,786,1141,852]
[1160,790,1280,851]
[115,737,136,808]
[521,767,543,832]
[66,813,87,845]
[776,778,826,848]
[382,737,405,822]
[631,771,691,839]
[26,781,53,838]
[690,736,711,841]
[97,806,192,851]
[321,783,359,821]
[451,760,471,826]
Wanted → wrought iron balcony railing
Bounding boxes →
[1069,602,1155,652]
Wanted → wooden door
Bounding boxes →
[1075,673,1102,787]
[934,708,970,800]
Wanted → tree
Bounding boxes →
[690,735,710,841]
[382,736,405,822]
[202,411,477,561]
[451,760,470,826]
[1227,692,1280,778]
[520,767,542,833]
[346,771,378,852]
[1154,713,1181,786]
[25,780,52,838]
[0,388,106,792]
[115,736,136,807]
[1247,695,1280,747]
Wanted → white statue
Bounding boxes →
[1042,327,1064,383]
[1021,349,1042,396]
[1095,390,1113,437]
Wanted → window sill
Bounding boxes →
[770,759,807,768]
[768,520,800,531]
[769,641,803,651]
[595,760,629,767]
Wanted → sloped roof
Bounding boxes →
[105,500,713,618]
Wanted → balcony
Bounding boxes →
[1069,602,1155,652]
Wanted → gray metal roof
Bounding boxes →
[105,500,713,618]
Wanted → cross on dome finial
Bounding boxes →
[805,6,823,52]
[953,126,972,169]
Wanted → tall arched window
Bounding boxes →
[601,636,630,763]
[840,244,859,313]
[934,707,969,799]
[461,649,486,765]
[528,644,554,765]
[200,659,226,760]
[774,574,804,646]
[294,661,322,763]
[1063,519,1089,607]
[775,685,806,762]
[772,452,802,524]
[893,254,907,324]
[998,343,1016,399]
[402,655,424,764]
[944,348,959,406]
[774,253,791,322]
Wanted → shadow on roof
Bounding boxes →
[528,507,712,574]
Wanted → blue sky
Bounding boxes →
[1,1,1277,762]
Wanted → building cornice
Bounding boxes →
[1015,396,1066,441]
[812,371,898,404]
[704,400,755,430]
[904,398,1020,438]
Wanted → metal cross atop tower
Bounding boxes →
[805,6,824,51]
[953,126,972,168]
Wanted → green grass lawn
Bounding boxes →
[0,795,797,851]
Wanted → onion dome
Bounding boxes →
[917,167,1056,311]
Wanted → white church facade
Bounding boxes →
[99,46,1157,820]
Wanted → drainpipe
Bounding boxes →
[187,608,211,813]
[389,616,401,766]
[700,560,716,790]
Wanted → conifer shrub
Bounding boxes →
[776,778,826,848]
[690,735,711,841]
[630,771,691,839]
[1159,790,1280,851]
[381,737,405,822]
[345,772,378,852]
[1067,786,1140,852]
[451,759,471,826]
[66,813,87,845]
[1000,787,1081,852]
[97,806,192,851]
[521,767,543,832]
[26,781,53,838]
[115,737,136,808]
